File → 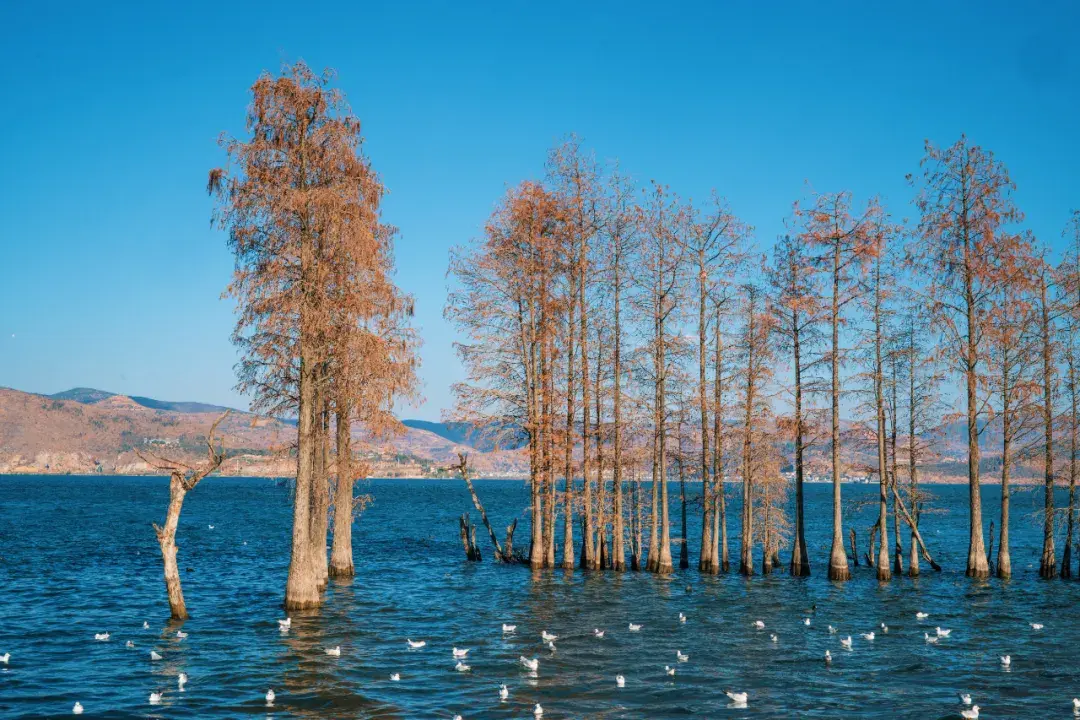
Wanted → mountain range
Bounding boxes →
[0,386,528,477]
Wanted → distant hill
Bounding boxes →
[48,387,238,415]
[2,387,528,477]
[402,419,528,452]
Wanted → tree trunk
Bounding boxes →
[310,391,330,590]
[790,305,810,576]
[829,240,851,581]
[963,243,990,578]
[697,262,714,573]
[1062,344,1077,579]
[849,527,859,567]
[612,263,626,570]
[156,473,190,620]
[873,255,891,581]
[578,232,596,570]
[329,403,355,579]
[678,436,689,570]
[561,270,577,570]
[1039,275,1056,578]
[714,306,728,573]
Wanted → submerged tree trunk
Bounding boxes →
[1063,343,1078,579]
[828,240,850,581]
[310,390,331,591]
[714,308,728,573]
[561,272,577,570]
[678,430,689,570]
[873,254,891,581]
[790,306,810,577]
[286,316,321,609]
[612,266,626,571]
[329,402,355,579]
[1039,275,1056,579]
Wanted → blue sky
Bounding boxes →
[1,1,1077,421]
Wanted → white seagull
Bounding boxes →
[278,618,291,631]
[125,641,135,648]
[502,624,516,633]
[142,621,150,629]
[725,690,748,705]
[94,632,109,641]
[924,633,939,644]
[390,673,400,682]
[149,692,162,705]
[541,631,558,642]
[828,625,837,634]
[534,703,543,716]
[616,674,625,687]
[406,639,426,649]
[1030,623,1044,630]
[455,661,471,672]
[676,650,689,662]
[960,706,980,719]
[0,653,9,664]
[678,612,686,624]
[881,623,889,634]
[546,640,556,652]
[178,673,187,691]
[770,634,779,643]
[840,636,853,650]
[452,647,469,659]
[753,620,765,630]
[825,650,832,665]
[936,627,951,638]
[266,688,275,706]
[803,618,811,626]
[72,702,84,715]
[499,684,509,700]
[665,665,676,676]
[208,525,214,530]
[916,612,929,619]
[326,646,341,656]
[628,623,642,632]
[519,656,539,671]
[593,629,605,638]
[176,631,187,639]
[1000,655,1011,667]
[1073,698,1080,709]
[150,651,163,660]
[959,693,972,705]
[861,632,875,641]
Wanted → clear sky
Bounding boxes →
[1,1,1077,420]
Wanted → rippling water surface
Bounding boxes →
[2,475,1080,719]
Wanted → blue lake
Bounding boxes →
[1,475,1079,718]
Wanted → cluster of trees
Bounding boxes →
[447,134,1080,582]
[210,63,420,612]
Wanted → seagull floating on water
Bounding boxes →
[828,625,837,634]
[125,641,135,648]
[676,650,689,662]
[881,623,889,634]
[936,627,951,638]
[1000,655,1011,667]
[176,631,187,639]
[861,632,875,641]
[499,684,509,700]
[519,656,539,671]
[94,632,109,641]
[665,665,676,676]
[678,612,686,624]
[455,661,471,672]
[803,618,811,626]
[1030,623,1044,630]
[72,702,84,715]
[960,706,980,719]
[628,623,642,632]
[278,618,291,631]
[407,639,426,649]
[208,525,214,530]
[753,620,765,629]
[390,672,400,681]
[825,650,832,665]
[959,693,972,705]
[541,631,558,642]
[452,647,469,659]
[266,688,275,706]
[725,690,748,704]
[546,640,556,652]
[502,624,516,633]
[326,646,341,656]
[770,634,779,643]
[149,692,162,705]
[840,636,853,650]
[1073,698,1080,709]
[178,673,187,691]
[616,674,625,687]
[593,629,605,638]
[916,612,929,619]
[150,651,163,661]
[0,653,9,664]
[534,703,543,716]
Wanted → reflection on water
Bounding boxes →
[1,476,1079,717]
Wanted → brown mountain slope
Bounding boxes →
[0,388,526,477]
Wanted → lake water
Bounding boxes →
[1,475,1079,718]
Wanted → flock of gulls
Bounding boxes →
[1,610,1076,716]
